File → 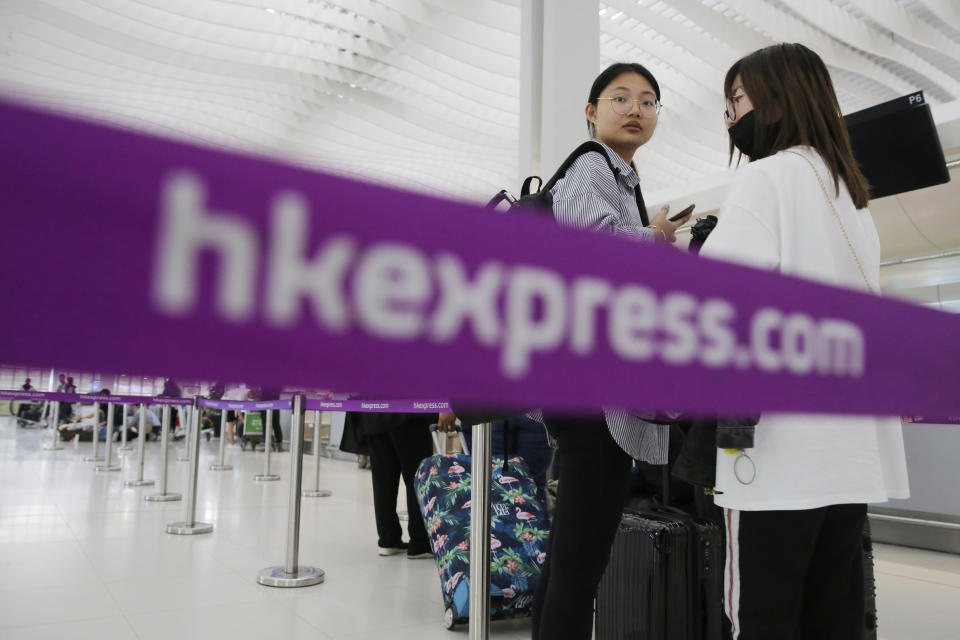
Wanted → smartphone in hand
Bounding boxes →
[669,203,695,222]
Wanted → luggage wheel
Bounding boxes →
[444,605,456,630]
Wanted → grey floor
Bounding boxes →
[0,417,957,639]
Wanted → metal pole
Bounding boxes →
[258,395,324,587]
[83,398,104,462]
[125,404,154,487]
[468,422,493,640]
[95,403,120,472]
[209,409,232,471]
[118,404,133,451]
[177,405,192,462]
[43,401,63,451]
[254,408,280,482]
[167,398,213,535]
[302,409,331,498]
[145,405,181,501]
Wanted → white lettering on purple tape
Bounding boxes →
[151,172,866,381]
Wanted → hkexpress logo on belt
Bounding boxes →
[151,172,865,382]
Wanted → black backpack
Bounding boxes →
[485,140,649,226]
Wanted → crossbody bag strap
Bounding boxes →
[784,150,874,293]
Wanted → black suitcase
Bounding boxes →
[595,505,723,640]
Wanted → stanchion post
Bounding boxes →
[177,405,192,462]
[167,398,213,535]
[83,398,104,462]
[145,405,181,502]
[468,422,493,639]
[209,409,232,471]
[95,403,121,472]
[254,408,280,482]
[43,400,63,451]
[258,395,324,587]
[125,404,154,487]
[302,409,331,498]
[118,404,133,451]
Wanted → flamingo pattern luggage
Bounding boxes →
[414,443,549,629]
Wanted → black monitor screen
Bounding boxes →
[844,92,950,200]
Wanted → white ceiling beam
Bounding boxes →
[721,0,921,99]
[779,0,960,99]
[918,0,960,34]
[658,0,892,108]
[602,0,740,76]
[846,0,960,63]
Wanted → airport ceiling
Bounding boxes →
[1,0,959,289]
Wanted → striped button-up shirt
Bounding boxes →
[544,141,668,464]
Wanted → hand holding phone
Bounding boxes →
[669,203,695,223]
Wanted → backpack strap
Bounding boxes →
[521,176,543,197]
[542,141,652,227]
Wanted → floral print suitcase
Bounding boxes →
[414,432,549,630]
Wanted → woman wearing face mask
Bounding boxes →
[531,62,690,640]
[700,43,909,639]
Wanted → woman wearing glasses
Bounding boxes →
[700,43,909,639]
[531,62,690,640]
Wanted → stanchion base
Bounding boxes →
[124,479,155,487]
[209,464,233,471]
[43,444,64,451]
[117,446,135,452]
[166,521,213,535]
[95,465,121,472]
[83,456,105,462]
[257,565,325,588]
[145,492,182,502]
[176,456,191,462]
[302,489,332,498]
[254,474,281,482]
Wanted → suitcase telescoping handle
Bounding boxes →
[429,423,470,456]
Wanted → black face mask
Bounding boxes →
[728,110,781,160]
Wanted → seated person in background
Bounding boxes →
[126,403,162,440]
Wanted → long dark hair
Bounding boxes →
[586,62,660,137]
[725,43,871,209]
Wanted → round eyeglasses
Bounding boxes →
[597,96,662,116]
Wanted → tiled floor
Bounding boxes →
[0,417,957,639]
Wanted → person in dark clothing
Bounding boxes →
[258,386,285,451]
[348,411,434,558]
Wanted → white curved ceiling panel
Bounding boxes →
[0,0,956,205]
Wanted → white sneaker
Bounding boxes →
[378,544,408,557]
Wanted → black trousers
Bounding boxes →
[366,421,433,552]
[532,416,633,640]
[725,503,867,640]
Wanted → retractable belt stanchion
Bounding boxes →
[254,409,280,482]
[258,394,324,587]
[95,402,121,472]
[209,409,232,471]
[145,405,181,502]
[177,404,192,462]
[167,398,213,535]
[43,400,63,451]
[83,399,104,462]
[468,422,493,640]
[302,409,331,498]
[125,404,154,487]
[118,404,133,451]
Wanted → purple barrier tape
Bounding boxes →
[0,390,77,403]
[0,390,192,406]
[198,398,291,411]
[909,416,960,425]
[1,99,959,417]
[303,398,451,413]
